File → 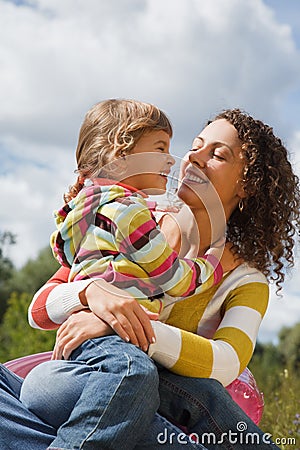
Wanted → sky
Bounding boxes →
[0,0,299,343]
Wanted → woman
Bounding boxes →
[3,109,299,449]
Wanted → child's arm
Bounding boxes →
[112,199,240,298]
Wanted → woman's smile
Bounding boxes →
[182,165,208,185]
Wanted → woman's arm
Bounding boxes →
[50,267,269,386]
[148,268,269,387]
[28,266,89,330]
[28,267,157,349]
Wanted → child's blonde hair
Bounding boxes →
[64,99,173,203]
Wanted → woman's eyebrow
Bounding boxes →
[216,141,234,156]
[191,136,204,147]
[195,136,234,156]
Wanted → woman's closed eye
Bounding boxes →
[212,151,226,160]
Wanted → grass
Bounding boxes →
[250,365,300,450]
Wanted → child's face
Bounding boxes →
[120,130,175,195]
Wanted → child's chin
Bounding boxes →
[143,187,166,196]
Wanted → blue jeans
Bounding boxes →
[157,368,280,450]
[21,335,206,449]
[4,337,280,450]
[0,363,56,449]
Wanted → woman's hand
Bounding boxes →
[80,279,158,351]
[52,310,112,360]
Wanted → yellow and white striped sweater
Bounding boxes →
[148,263,269,386]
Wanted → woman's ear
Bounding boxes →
[236,179,247,199]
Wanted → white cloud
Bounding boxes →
[0,0,299,340]
[259,263,300,343]
[289,130,300,176]
[1,0,299,147]
[0,136,75,266]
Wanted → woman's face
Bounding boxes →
[177,119,245,218]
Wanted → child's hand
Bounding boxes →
[220,242,243,273]
[83,279,157,351]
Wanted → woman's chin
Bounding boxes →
[177,184,201,207]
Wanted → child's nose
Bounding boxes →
[167,154,175,167]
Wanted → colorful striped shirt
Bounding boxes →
[51,180,222,313]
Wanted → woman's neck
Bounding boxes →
[189,206,227,257]
[160,203,228,259]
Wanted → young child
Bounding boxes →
[51,99,234,318]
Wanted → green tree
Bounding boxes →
[0,292,55,362]
[278,322,300,371]
[0,231,16,319]
[0,244,60,360]
[249,341,283,393]
[7,246,60,297]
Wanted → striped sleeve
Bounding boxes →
[28,266,90,330]
[148,276,269,386]
[105,198,222,298]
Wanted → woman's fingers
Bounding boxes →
[111,302,158,350]
[108,310,149,350]
[52,332,68,360]
[134,306,158,345]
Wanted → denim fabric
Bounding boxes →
[21,335,206,449]
[0,364,56,449]
[12,335,280,449]
[135,413,207,449]
[156,368,280,450]
[22,335,160,449]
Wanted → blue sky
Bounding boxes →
[0,0,299,343]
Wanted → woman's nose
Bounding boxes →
[188,150,206,168]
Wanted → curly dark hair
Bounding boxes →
[213,109,300,292]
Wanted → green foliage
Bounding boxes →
[6,247,60,298]
[0,241,59,363]
[249,341,284,391]
[278,323,300,371]
[0,231,16,318]
[249,333,300,450]
[256,368,300,450]
[0,231,16,279]
[0,292,55,362]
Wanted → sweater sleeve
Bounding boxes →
[148,277,269,386]
[105,198,222,298]
[28,266,91,330]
